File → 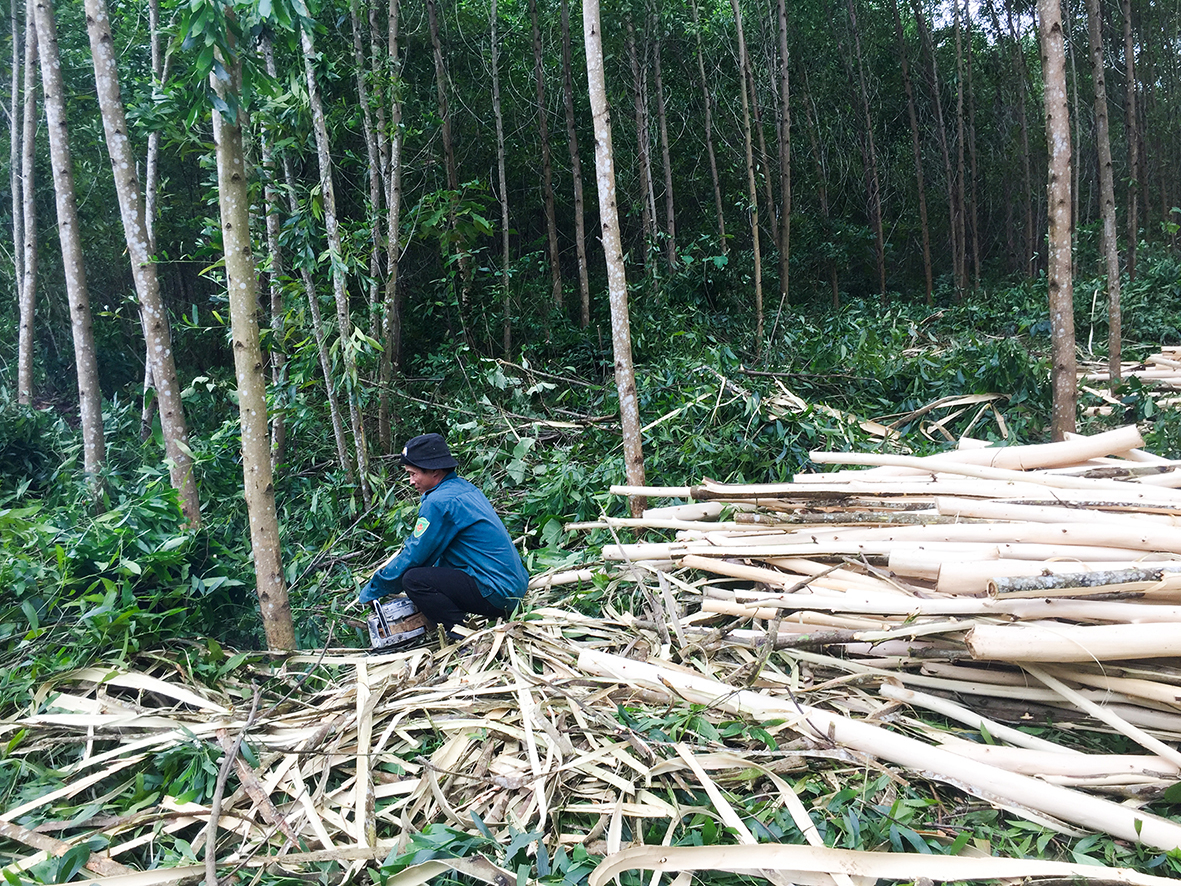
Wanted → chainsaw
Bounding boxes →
[366,595,429,650]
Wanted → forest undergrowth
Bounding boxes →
[3,254,1181,882]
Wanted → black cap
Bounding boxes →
[400,433,459,470]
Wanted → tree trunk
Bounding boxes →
[583,0,645,517]
[690,0,726,254]
[491,0,511,355]
[653,11,676,271]
[560,0,590,328]
[85,0,201,526]
[211,46,295,653]
[749,29,778,258]
[259,36,288,472]
[1005,0,1037,277]
[775,0,792,312]
[1085,0,1122,384]
[377,0,404,452]
[912,0,959,297]
[16,1,36,406]
[1038,0,1077,440]
[846,0,886,300]
[427,0,470,320]
[1121,0,1138,281]
[301,22,372,508]
[144,0,165,250]
[10,0,23,353]
[731,0,764,348]
[260,128,287,473]
[1066,5,1081,264]
[626,14,654,274]
[34,0,105,489]
[954,0,968,293]
[140,0,168,441]
[286,155,356,487]
[350,0,383,343]
[529,0,562,310]
[964,0,981,290]
[264,34,353,485]
[890,0,932,304]
[800,67,839,307]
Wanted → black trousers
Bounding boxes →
[402,567,509,631]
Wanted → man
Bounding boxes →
[359,433,529,639]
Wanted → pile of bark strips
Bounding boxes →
[8,426,1181,886]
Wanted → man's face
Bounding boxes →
[404,465,444,494]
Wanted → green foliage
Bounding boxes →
[375,821,595,886]
[0,403,66,497]
[1120,248,1181,344]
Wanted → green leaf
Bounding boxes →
[56,843,92,882]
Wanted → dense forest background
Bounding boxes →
[2,0,1181,651]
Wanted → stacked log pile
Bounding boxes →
[1080,347,1181,415]
[599,425,1181,846]
[7,425,1181,886]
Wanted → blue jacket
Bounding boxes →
[360,473,528,608]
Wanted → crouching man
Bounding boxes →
[359,433,528,640]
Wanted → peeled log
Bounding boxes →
[578,648,1181,851]
[861,425,1144,476]
[937,561,1181,597]
[966,622,1181,661]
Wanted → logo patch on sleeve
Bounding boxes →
[413,517,430,538]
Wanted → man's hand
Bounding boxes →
[359,580,384,604]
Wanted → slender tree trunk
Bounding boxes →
[301,23,372,508]
[1137,22,1156,236]
[750,36,778,257]
[954,0,968,292]
[1066,4,1081,264]
[85,0,201,525]
[17,2,36,406]
[211,46,295,653]
[560,0,590,328]
[264,38,353,486]
[964,0,981,289]
[584,0,645,517]
[260,37,288,472]
[690,0,726,253]
[626,14,654,274]
[261,133,288,473]
[846,0,886,300]
[140,0,168,440]
[1085,0,1122,383]
[775,0,792,312]
[1038,0,1077,440]
[427,0,470,319]
[891,0,932,304]
[33,0,105,489]
[144,0,165,249]
[378,0,404,452]
[731,0,763,347]
[10,0,23,344]
[653,12,676,271]
[529,0,562,310]
[491,0,511,356]
[1121,0,1138,280]
[800,67,839,307]
[912,0,959,297]
[351,0,383,343]
[1006,0,1037,276]
[287,156,355,486]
